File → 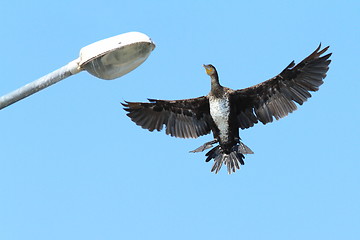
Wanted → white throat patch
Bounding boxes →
[209,96,230,142]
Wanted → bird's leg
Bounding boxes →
[189,139,218,153]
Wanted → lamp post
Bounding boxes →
[0,32,155,110]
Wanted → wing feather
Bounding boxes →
[231,44,331,129]
[122,96,212,138]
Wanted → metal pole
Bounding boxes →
[0,60,81,110]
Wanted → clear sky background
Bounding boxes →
[1,1,359,239]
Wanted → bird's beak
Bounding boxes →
[203,64,212,75]
[203,64,210,72]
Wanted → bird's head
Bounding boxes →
[203,64,216,76]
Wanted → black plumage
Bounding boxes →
[122,45,331,174]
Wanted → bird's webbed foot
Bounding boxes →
[234,137,254,154]
[189,139,218,153]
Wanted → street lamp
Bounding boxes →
[0,32,156,110]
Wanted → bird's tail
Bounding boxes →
[205,142,254,174]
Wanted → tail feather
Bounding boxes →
[211,154,224,174]
[205,145,220,162]
[204,142,253,174]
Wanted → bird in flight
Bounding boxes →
[122,45,331,174]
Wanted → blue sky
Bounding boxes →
[1,1,359,239]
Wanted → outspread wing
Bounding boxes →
[122,97,212,138]
[231,44,332,129]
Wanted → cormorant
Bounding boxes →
[122,45,331,174]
